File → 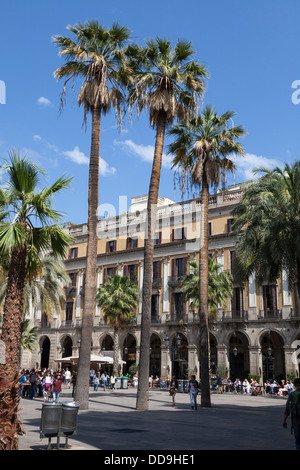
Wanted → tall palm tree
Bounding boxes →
[182,258,233,317]
[0,152,72,450]
[168,106,246,407]
[232,162,300,311]
[96,274,139,376]
[53,21,131,409]
[127,37,208,410]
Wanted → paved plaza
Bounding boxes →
[16,386,296,451]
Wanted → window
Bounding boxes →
[65,302,74,322]
[153,261,162,281]
[126,237,138,249]
[69,247,78,259]
[227,218,234,233]
[154,232,162,245]
[106,240,117,253]
[172,227,187,241]
[124,264,138,283]
[69,272,77,287]
[103,266,116,283]
[208,222,212,236]
[172,293,186,318]
[172,257,187,279]
[151,295,160,317]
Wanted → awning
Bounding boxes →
[54,354,125,364]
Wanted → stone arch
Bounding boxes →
[150,333,161,378]
[259,329,285,382]
[40,335,50,370]
[123,333,137,375]
[228,330,250,380]
[171,332,188,379]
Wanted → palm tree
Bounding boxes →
[127,37,208,410]
[232,162,300,311]
[182,258,233,317]
[20,320,39,352]
[0,152,72,450]
[168,106,246,407]
[53,21,131,409]
[0,256,70,321]
[96,274,139,376]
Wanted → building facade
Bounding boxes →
[22,185,300,381]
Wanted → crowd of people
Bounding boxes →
[19,367,77,402]
[211,375,296,396]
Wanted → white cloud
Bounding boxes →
[37,96,53,107]
[114,139,173,168]
[233,153,283,180]
[64,146,89,165]
[63,146,116,176]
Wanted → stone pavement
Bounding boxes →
[17,386,296,451]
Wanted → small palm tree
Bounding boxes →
[232,162,300,310]
[96,274,139,376]
[53,20,131,409]
[168,106,246,407]
[182,258,233,316]
[0,151,72,450]
[127,37,208,411]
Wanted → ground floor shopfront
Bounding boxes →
[23,318,300,383]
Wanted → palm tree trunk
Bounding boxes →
[0,247,27,450]
[136,111,166,411]
[113,327,119,377]
[75,106,101,410]
[199,171,211,407]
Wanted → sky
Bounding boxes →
[0,0,300,224]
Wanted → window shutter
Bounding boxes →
[106,241,109,253]
[171,229,175,241]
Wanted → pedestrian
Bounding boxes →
[101,371,109,391]
[64,368,72,389]
[52,373,64,403]
[28,368,37,399]
[19,369,28,398]
[90,368,95,386]
[110,374,116,391]
[169,376,178,407]
[94,373,100,391]
[283,378,300,450]
[71,372,77,398]
[42,371,53,402]
[188,375,199,410]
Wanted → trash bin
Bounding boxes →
[60,401,80,448]
[121,377,128,389]
[115,377,122,389]
[183,380,189,393]
[40,403,62,450]
[177,379,184,393]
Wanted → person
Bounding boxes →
[243,378,251,394]
[110,374,116,391]
[94,372,100,391]
[101,371,109,391]
[188,375,199,410]
[133,375,138,388]
[71,372,77,398]
[64,368,72,388]
[169,376,178,407]
[283,378,300,450]
[225,378,233,393]
[216,375,223,394]
[52,373,64,403]
[42,371,53,402]
[28,368,37,399]
[149,375,153,388]
[90,368,95,386]
[19,369,28,398]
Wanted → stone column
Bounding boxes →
[163,257,170,319]
[95,267,103,317]
[75,269,83,318]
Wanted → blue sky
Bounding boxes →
[0,0,299,224]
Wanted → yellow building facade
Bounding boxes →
[26,185,300,382]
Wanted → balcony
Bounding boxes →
[222,310,248,321]
[152,277,162,289]
[60,319,82,328]
[168,275,184,288]
[166,313,188,324]
[258,309,282,320]
[151,315,161,324]
[64,286,77,298]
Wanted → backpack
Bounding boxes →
[290,391,300,420]
[30,373,36,383]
